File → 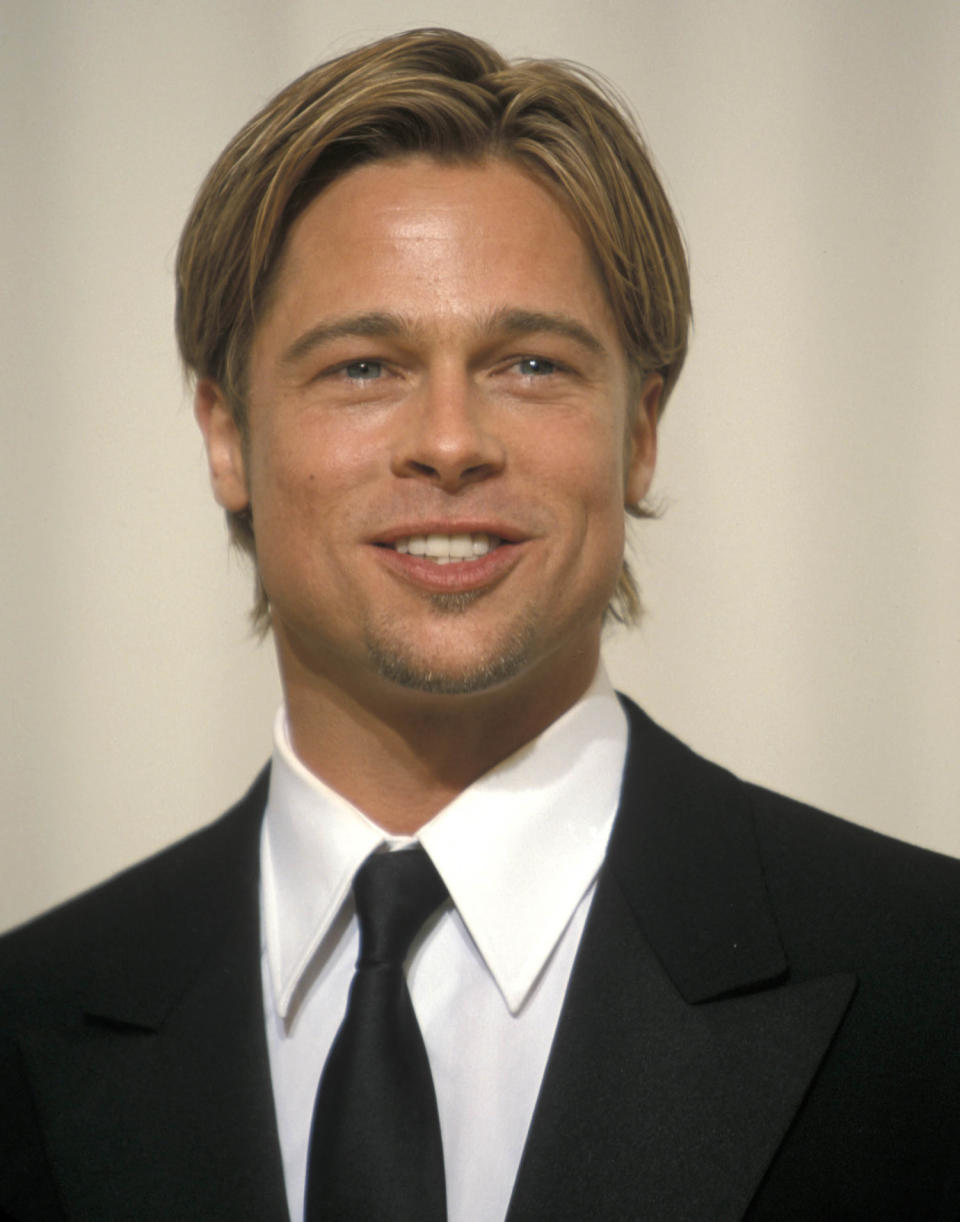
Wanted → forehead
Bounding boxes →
[256,155,619,347]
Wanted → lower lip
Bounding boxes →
[372,543,524,592]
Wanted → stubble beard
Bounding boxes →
[363,590,542,696]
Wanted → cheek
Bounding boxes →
[247,418,362,521]
[248,445,309,527]
[575,436,631,570]
[532,428,628,574]
[566,427,629,521]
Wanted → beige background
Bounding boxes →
[2,0,958,933]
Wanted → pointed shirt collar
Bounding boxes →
[261,666,628,1019]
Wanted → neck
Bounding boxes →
[276,644,600,835]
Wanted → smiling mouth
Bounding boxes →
[382,532,504,565]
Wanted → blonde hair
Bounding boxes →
[176,27,691,629]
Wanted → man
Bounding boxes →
[1,26,958,1222]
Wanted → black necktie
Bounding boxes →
[304,846,449,1222]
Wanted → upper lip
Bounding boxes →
[371,522,527,545]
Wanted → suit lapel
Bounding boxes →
[508,700,855,1221]
[17,702,856,1220]
[18,770,290,1221]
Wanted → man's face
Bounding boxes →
[199,156,658,716]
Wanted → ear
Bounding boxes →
[194,379,250,513]
[624,373,662,506]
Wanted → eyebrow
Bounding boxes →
[279,312,409,369]
[481,308,608,357]
[278,306,609,370]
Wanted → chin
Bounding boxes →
[363,610,541,698]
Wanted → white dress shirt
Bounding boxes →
[260,666,629,1222]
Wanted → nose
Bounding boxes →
[390,373,505,492]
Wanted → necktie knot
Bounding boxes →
[353,846,447,968]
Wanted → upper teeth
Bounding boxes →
[393,532,500,562]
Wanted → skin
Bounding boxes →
[196,156,661,832]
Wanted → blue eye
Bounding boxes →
[516,357,558,376]
[344,360,383,380]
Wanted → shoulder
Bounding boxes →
[745,779,960,977]
[620,690,960,876]
[618,693,960,967]
[0,766,270,1025]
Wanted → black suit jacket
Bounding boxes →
[2,698,959,1220]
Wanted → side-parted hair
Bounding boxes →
[175,27,691,630]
